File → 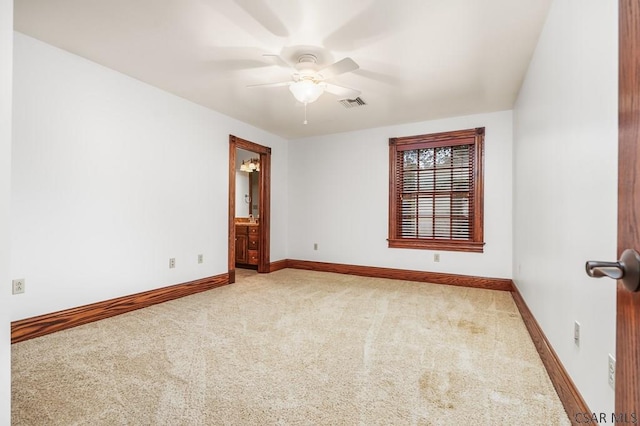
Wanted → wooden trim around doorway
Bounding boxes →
[229,135,271,280]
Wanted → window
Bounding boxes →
[388,127,485,253]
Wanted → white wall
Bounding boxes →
[288,110,513,278]
[0,0,12,422]
[11,33,288,321]
[513,0,617,413]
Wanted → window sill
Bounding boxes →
[387,238,485,253]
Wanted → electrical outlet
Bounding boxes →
[12,278,25,295]
[313,243,318,251]
[198,254,203,264]
[434,253,440,262]
[608,354,616,389]
[574,321,580,346]
[169,258,176,269]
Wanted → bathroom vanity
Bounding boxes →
[235,220,260,267]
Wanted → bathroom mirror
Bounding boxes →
[249,171,260,217]
[236,148,260,218]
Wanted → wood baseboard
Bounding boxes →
[285,259,512,291]
[11,273,229,344]
[511,282,589,420]
[268,259,288,272]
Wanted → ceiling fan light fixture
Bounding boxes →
[289,80,325,104]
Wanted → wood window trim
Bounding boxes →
[388,127,485,253]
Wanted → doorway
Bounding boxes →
[228,135,271,283]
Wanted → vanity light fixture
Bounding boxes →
[240,158,260,173]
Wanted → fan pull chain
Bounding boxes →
[303,102,308,125]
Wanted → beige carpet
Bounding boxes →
[12,269,570,425]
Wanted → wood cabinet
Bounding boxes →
[235,224,259,267]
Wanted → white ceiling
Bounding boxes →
[14,0,552,139]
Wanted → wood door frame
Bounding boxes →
[228,135,271,282]
[617,0,640,414]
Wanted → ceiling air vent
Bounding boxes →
[339,97,367,109]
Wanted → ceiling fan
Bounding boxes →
[248,52,362,106]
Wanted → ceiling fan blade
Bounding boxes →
[318,57,359,79]
[353,69,401,85]
[233,0,289,37]
[207,59,270,72]
[203,46,283,73]
[322,0,399,51]
[262,54,292,69]
[246,81,291,89]
[324,83,361,100]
